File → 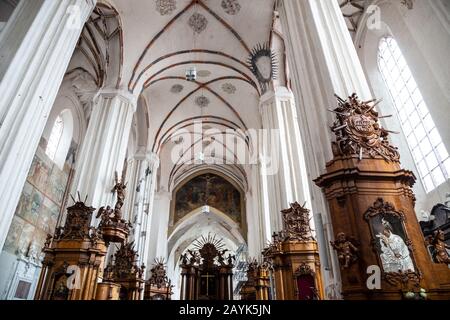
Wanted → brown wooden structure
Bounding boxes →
[34,201,107,300]
[315,94,450,300]
[263,202,323,300]
[179,235,234,300]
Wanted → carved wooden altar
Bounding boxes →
[262,202,323,300]
[34,201,107,300]
[239,260,270,300]
[144,259,174,300]
[179,235,234,300]
[103,242,145,300]
[314,94,450,300]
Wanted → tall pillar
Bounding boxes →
[259,86,314,234]
[137,153,160,266]
[278,0,375,297]
[125,149,149,235]
[70,89,137,212]
[147,190,171,268]
[0,0,96,250]
[246,167,268,257]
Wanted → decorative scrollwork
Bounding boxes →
[330,93,400,162]
[280,202,315,242]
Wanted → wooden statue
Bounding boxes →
[330,232,359,269]
[96,168,132,244]
[429,230,450,264]
[315,94,450,300]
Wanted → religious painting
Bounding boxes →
[17,222,36,256]
[15,182,33,220]
[51,274,69,300]
[47,166,68,205]
[27,156,50,190]
[22,189,43,225]
[3,216,25,254]
[174,173,242,225]
[364,198,416,274]
[297,274,316,300]
[37,198,59,234]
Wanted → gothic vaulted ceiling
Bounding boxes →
[95,0,276,190]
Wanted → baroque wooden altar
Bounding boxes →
[239,260,270,300]
[179,235,234,300]
[103,242,145,300]
[263,202,323,300]
[144,259,174,300]
[314,94,450,300]
[34,201,107,300]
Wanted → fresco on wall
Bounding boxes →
[3,138,78,257]
[174,174,242,225]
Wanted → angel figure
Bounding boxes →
[96,205,113,227]
[112,170,127,219]
[430,230,450,264]
[330,232,359,269]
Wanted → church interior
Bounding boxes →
[0,0,449,301]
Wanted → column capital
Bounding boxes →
[260,86,294,105]
[95,88,138,111]
[134,150,160,169]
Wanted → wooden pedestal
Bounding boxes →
[95,282,121,300]
[115,277,145,300]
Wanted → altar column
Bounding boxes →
[278,0,375,297]
[0,0,96,250]
[70,89,137,211]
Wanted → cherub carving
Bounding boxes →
[429,230,450,264]
[330,232,359,269]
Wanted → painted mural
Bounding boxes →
[174,174,242,225]
[3,137,77,257]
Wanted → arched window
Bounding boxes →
[378,37,450,193]
[45,110,74,169]
[46,116,64,161]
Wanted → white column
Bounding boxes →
[246,164,269,257]
[259,86,315,234]
[71,89,137,210]
[138,153,159,266]
[0,0,95,250]
[147,190,171,268]
[279,0,375,298]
